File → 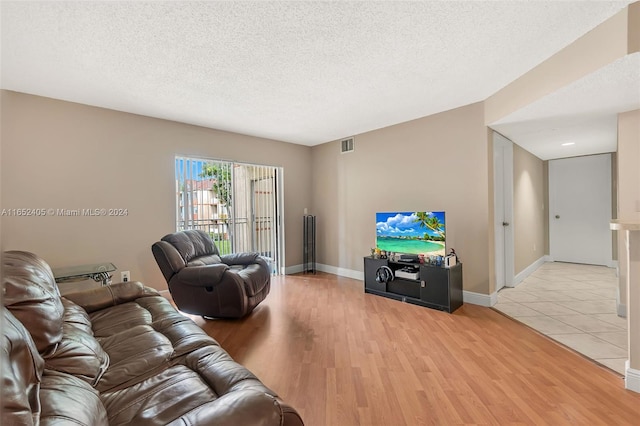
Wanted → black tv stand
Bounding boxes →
[364,256,463,313]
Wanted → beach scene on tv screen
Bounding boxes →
[376,211,446,256]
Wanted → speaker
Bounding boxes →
[375,265,394,284]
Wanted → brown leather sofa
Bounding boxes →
[152,230,271,319]
[1,250,303,426]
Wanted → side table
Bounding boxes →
[52,262,117,286]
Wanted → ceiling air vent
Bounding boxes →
[341,137,354,153]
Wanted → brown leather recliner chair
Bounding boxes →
[152,230,271,319]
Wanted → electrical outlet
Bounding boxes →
[121,271,130,282]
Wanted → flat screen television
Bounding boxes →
[376,211,446,256]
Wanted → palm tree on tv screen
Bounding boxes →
[414,212,445,239]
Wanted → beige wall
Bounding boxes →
[0,91,312,290]
[616,109,640,309]
[512,144,546,274]
[629,2,640,54]
[617,110,640,222]
[311,102,491,295]
[616,109,640,371]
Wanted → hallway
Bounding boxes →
[494,262,627,375]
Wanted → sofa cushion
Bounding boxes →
[94,324,173,392]
[89,295,217,354]
[89,301,154,337]
[3,251,63,357]
[88,296,217,392]
[100,364,217,425]
[100,356,285,426]
[40,369,108,426]
[1,306,44,426]
[134,296,220,356]
[44,298,110,387]
[187,253,223,266]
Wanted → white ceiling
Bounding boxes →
[491,53,640,160]
[1,1,637,159]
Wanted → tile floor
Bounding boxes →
[494,261,628,375]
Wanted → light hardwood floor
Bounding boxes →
[177,272,640,425]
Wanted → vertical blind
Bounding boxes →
[175,156,283,274]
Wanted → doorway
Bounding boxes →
[549,154,612,266]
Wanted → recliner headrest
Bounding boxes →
[161,230,219,263]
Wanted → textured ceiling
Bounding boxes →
[1,1,636,157]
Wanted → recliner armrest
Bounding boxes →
[220,252,259,266]
[152,240,187,282]
[172,264,230,287]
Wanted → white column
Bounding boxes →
[611,220,640,393]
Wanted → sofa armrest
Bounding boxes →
[178,390,303,426]
[220,252,259,266]
[62,282,159,313]
[171,264,230,287]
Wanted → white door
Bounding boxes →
[493,132,514,291]
[549,154,612,266]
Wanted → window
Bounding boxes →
[175,156,284,274]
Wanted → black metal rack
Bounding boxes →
[303,215,316,273]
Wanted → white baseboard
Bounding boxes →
[544,256,616,269]
[617,302,627,318]
[625,361,640,393]
[316,264,364,281]
[513,256,547,286]
[283,263,364,280]
[284,264,304,275]
[463,290,497,307]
